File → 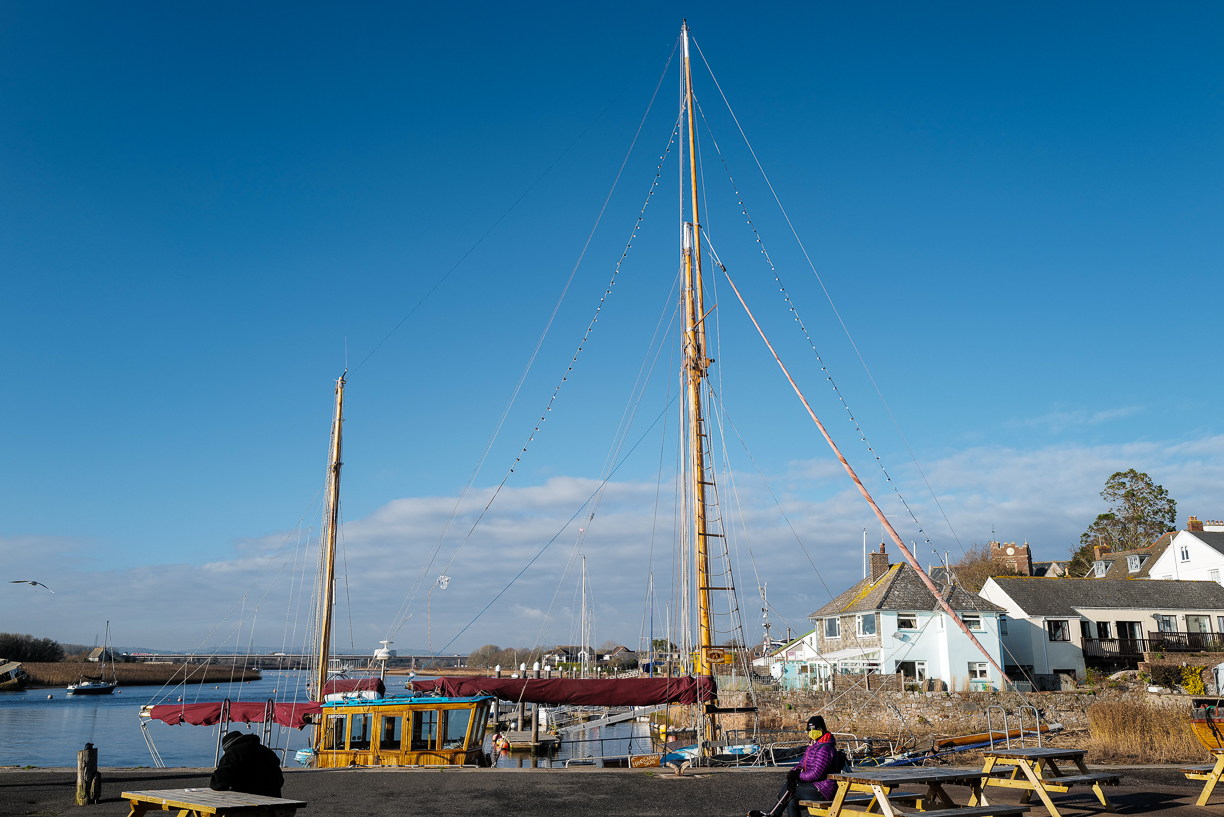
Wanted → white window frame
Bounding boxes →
[1127,555,1141,572]
[1212,569,1221,584]
[857,613,877,636]
[1181,545,1191,562]
[896,614,918,630]
[968,662,989,680]
[824,618,840,639]
[961,614,983,631]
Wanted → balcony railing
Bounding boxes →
[1147,631,1224,652]
[1082,638,1157,658]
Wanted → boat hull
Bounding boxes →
[67,683,115,695]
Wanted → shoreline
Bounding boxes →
[18,662,262,689]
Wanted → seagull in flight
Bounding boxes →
[10,580,54,593]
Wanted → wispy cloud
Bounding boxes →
[2,436,1220,654]
[1011,405,1144,432]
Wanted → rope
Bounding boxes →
[691,37,964,555]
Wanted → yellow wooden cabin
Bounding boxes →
[314,696,494,767]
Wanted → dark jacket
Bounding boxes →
[210,734,284,798]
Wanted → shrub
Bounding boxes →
[1088,698,1207,762]
[1149,665,1182,689]
[1184,666,1207,696]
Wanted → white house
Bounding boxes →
[1142,522,1224,584]
[806,545,1007,692]
[980,576,1224,682]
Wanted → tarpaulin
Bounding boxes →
[410,675,716,706]
[323,677,385,696]
[147,700,322,728]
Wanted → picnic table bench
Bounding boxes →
[1182,749,1224,806]
[803,767,1028,817]
[973,748,1118,817]
[123,789,307,817]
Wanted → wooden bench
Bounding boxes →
[123,789,306,817]
[1183,751,1224,807]
[798,790,925,811]
[1037,772,1121,792]
[890,807,1028,817]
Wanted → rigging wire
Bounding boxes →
[690,37,965,554]
[351,35,681,376]
[385,100,684,647]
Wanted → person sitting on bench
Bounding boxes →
[751,715,840,817]
[210,731,284,798]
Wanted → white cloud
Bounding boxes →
[2,436,1220,655]
[1011,404,1144,432]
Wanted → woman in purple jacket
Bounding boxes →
[751,715,839,817]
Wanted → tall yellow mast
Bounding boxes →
[314,372,346,708]
[681,20,717,751]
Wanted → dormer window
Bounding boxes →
[1127,555,1141,573]
[1181,545,1191,562]
[1093,561,1107,577]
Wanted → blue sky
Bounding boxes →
[2,2,1222,651]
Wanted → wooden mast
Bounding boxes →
[681,20,717,752]
[314,372,346,707]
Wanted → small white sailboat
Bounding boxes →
[68,622,118,695]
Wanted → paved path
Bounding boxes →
[0,764,1214,816]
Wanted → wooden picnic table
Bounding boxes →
[123,788,307,817]
[801,766,1028,817]
[1182,749,1224,806]
[973,747,1119,817]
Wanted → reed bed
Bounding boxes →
[1087,697,1207,763]
[22,662,261,687]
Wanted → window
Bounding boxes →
[349,713,371,750]
[1218,616,1224,634]
[441,708,471,750]
[896,660,927,681]
[1097,622,1112,639]
[968,662,989,680]
[1093,561,1107,577]
[1212,570,1221,584]
[999,616,1008,635]
[824,618,840,639]
[379,716,402,751]
[1046,620,1070,642]
[1156,615,1177,633]
[411,710,439,751]
[896,614,917,630]
[1127,555,1142,573]
[1080,620,1092,640]
[1181,545,1191,562]
[323,715,346,750]
[1188,615,1210,634]
[962,614,982,630]
[857,614,877,636]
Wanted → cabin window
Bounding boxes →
[856,614,876,636]
[1046,620,1070,642]
[349,713,372,750]
[442,708,471,750]
[470,703,490,747]
[411,710,439,751]
[968,662,989,680]
[824,618,840,639]
[962,614,982,630]
[379,716,402,751]
[896,614,917,630]
[323,715,346,750]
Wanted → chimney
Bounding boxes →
[1093,543,1111,561]
[1189,516,1204,532]
[869,543,890,582]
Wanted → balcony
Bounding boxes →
[1082,638,1157,658]
[1147,631,1224,652]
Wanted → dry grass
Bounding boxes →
[23,662,261,687]
[1087,698,1209,763]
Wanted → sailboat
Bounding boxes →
[68,622,118,695]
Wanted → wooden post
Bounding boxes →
[530,665,540,748]
[76,742,99,805]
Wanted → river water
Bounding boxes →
[0,671,653,769]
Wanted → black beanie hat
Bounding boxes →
[807,715,827,732]
[222,731,245,750]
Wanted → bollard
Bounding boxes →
[76,742,100,805]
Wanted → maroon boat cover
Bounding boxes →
[410,676,715,706]
[148,700,322,728]
[323,677,385,696]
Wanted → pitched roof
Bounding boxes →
[1096,532,1174,579]
[1188,531,1224,555]
[987,576,1224,616]
[808,563,1004,619]
[1031,561,1064,578]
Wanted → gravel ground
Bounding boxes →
[0,764,1212,816]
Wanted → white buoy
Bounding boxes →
[47,694,52,699]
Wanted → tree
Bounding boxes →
[467,644,501,668]
[651,638,676,653]
[1070,469,1177,575]
[951,543,1022,592]
[0,632,64,662]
